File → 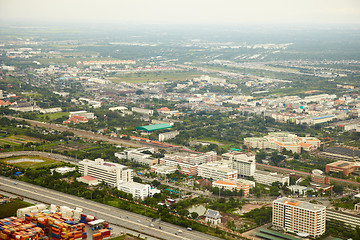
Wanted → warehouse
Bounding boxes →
[135,123,172,132]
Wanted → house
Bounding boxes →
[204,209,222,225]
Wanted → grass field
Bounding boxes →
[0,199,33,218]
[37,112,69,121]
[0,135,41,146]
[0,155,59,169]
[106,71,200,83]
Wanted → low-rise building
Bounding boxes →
[77,176,99,186]
[158,131,179,142]
[253,170,289,186]
[244,132,320,153]
[204,209,222,225]
[212,179,250,197]
[325,161,360,176]
[117,181,159,200]
[116,147,158,166]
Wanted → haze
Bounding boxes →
[1,0,360,26]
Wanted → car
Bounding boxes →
[14,182,17,185]
[187,228,192,231]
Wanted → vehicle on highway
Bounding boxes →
[178,229,183,233]
[14,182,17,185]
[187,228,192,231]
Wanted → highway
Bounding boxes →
[0,176,222,240]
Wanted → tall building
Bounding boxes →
[273,197,326,237]
[231,153,256,177]
[78,158,133,187]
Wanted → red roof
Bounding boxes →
[157,107,170,111]
[80,176,97,181]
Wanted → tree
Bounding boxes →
[190,212,199,219]
[136,90,144,95]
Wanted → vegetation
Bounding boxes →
[0,199,33,218]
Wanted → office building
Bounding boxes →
[273,197,326,237]
[78,158,133,187]
[198,161,237,181]
[231,153,256,177]
[117,181,160,200]
[253,170,289,186]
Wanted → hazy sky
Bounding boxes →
[1,0,360,26]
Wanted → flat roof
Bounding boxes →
[260,229,301,240]
[274,197,326,211]
[313,115,334,120]
[135,123,172,132]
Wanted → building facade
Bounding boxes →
[78,158,133,187]
[198,161,237,181]
[231,153,256,177]
[273,197,326,237]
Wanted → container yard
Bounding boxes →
[0,204,111,240]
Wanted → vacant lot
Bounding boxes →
[107,71,200,83]
[0,155,59,168]
[0,135,41,146]
[0,199,33,218]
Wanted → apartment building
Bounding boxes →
[273,197,326,237]
[198,161,237,181]
[230,153,256,177]
[78,158,133,187]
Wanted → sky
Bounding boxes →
[0,0,360,26]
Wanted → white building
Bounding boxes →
[198,161,237,181]
[231,153,256,177]
[69,111,95,120]
[158,131,179,142]
[116,147,158,166]
[244,132,321,153]
[132,107,154,116]
[117,181,160,200]
[273,197,326,237]
[78,158,133,187]
[51,167,76,175]
[212,180,250,197]
[204,209,222,225]
[253,170,289,186]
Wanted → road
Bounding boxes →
[7,116,146,148]
[0,176,222,240]
[256,163,360,186]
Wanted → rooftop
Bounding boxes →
[135,123,172,132]
[274,197,326,211]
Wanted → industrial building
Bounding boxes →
[321,146,360,162]
[273,197,326,237]
[135,123,172,132]
[78,158,133,187]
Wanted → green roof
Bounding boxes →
[255,233,283,240]
[135,123,172,132]
[260,229,301,240]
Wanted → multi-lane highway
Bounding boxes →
[0,176,222,240]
